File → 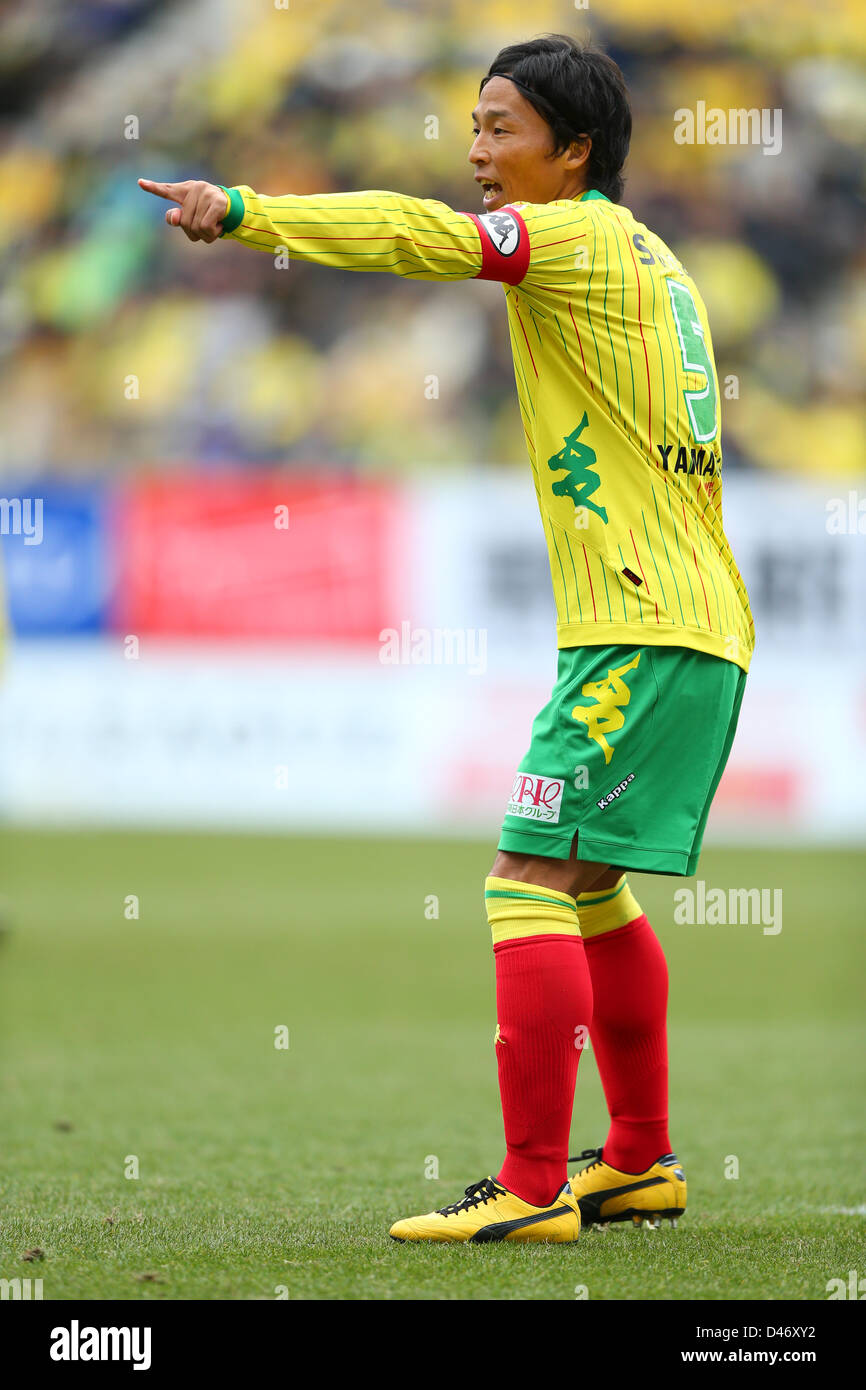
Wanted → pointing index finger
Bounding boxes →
[138,178,187,203]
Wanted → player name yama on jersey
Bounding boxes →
[220,184,754,672]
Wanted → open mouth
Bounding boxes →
[480,180,503,207]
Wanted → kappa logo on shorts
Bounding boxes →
[507,772,564,824]
[572,652,641,765]
[597,771,636,811]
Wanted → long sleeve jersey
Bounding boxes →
[220,183,754,671]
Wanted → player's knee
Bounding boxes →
[489,849,534,883]
[488,848,591,895]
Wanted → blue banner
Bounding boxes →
[1,482,112,635]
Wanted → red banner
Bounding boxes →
[113,474,403,641]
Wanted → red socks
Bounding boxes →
[484,874,671,1201]
[485,879,593,1207]
[580,902,671,1173]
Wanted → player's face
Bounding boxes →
[469,75,589,212]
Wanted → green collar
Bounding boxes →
[579,189,609,202]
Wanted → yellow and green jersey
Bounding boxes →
[221,184,754,672]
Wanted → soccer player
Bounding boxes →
[140,33,754,1244]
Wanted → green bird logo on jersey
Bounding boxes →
[547,413,608,523]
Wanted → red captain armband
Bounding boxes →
[461,206,530,286]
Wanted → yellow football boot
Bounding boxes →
[389,1175,582,1244]
[569,1147,686,1228]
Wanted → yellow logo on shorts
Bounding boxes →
[572,653,641,765]
[494,1024,506,1046]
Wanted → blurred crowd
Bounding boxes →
[0,0,863,480]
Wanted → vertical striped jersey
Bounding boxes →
[221,184,754,672]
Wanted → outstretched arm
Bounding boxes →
[139,177,492,281]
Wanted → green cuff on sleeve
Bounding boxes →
[219,186,245,235]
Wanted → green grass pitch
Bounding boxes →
[1,829,863,1301]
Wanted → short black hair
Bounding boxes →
[480,35,631,203]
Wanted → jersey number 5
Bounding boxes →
[666,279,718,444]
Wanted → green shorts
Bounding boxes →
[498,644,747,876]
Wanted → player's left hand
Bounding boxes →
[138,178,228,243]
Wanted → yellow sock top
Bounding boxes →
[575,876,643,938]
[485,876,579,946]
